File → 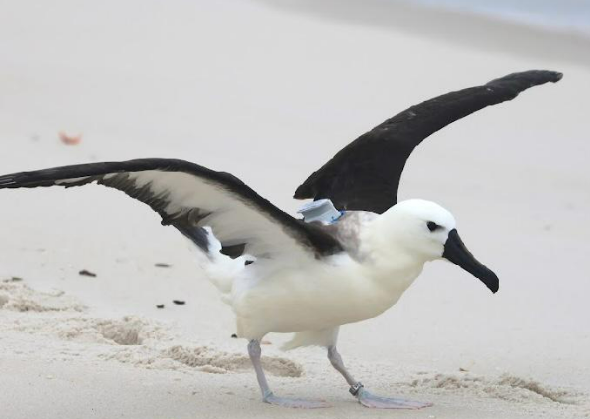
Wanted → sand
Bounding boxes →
[1,0,589,418]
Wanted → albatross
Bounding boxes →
[0,70,562,409]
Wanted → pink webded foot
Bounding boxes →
[353,384,432,409]
[263,392,331,409]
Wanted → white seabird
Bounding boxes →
[0,70,562,409]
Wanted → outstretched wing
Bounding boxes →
[294,70,563,214]
[0,159,342,261]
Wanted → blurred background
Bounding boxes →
[366,0,590,35]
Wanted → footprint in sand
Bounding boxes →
[164,345,303,377]
[0,281,85,312]
[407,371,580,405]
[1,280,303,378]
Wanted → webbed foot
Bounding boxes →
[263,392,331,409]
[355,385,432,409]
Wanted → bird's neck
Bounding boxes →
[358,223,429,309]
[369,248,425,292]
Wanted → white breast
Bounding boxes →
[229,252,423,340]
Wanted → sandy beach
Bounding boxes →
[1,0,589,418]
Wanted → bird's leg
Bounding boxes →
[327,345,432,409]
[327,345,358,386]
[247,339,330,408]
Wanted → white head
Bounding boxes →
[383,199,456,260]
[371,199,498,293]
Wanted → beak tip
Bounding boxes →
[487,274,500,294]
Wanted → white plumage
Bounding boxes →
[203,200,456,348]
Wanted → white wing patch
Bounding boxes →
[112,170,313,262]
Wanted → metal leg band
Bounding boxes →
[349,382,364,396]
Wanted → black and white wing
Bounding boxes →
[294,70,563,214]
[0,159,342,261]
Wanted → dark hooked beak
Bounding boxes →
[442,229,499,293]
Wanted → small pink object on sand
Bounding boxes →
[59,131,82,145]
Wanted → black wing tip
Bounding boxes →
[0,174,14,183]
[0,158,190,191]
[0,173,34,189]
[0,175,16,188]
[0,170,61,189]
[522,69,563,83]
[487,69,563,89]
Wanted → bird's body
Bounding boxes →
[231,241,409,339]
[0,70,562,409]
[217,203,439,343]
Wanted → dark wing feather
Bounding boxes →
[0,159,342,261]
[294,70,563,214]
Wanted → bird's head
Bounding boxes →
[375,199,499,293]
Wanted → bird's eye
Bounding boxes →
[427,221,441,232]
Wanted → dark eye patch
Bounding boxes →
[427,221,441,232]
